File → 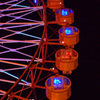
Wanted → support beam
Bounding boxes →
[32,66,58,73]
[0,90,6,94]
[34,85,45,89]
[0,79,31,86]
[0,60,27,67]
[0,6,43,11]
[0,22,44,25]
[10,94,28,100]
[0,39,40,44]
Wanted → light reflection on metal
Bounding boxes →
[0,69,29,83]
[0,1,44,99]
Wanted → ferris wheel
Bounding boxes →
[0,0,79,100]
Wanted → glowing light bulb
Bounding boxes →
[34,0,37,3]
[61,10,68,16]
[65,29,71,35]
[64,20,66,22]
[52,68,54,70]
[65,27,73,35]
[62,41,64,44]
[53,79,61,85]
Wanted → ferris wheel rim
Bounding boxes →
[0,0,47,99]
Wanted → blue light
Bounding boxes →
[53,77,63,89]
[34,0,37,3]
[64,77,70,85]
[60,28,64,33]
[47,78,52,86]
[19,32,41,39]
[61,9,68,16]
[14,4,29,7]
[54,79,61,84]
[65,27,73,35]
[53,78,62,85]
[56,10,60,14]
[0,70,28,83]
[73,27,78,32]
[69,9,73,13]
[65,29,71,35]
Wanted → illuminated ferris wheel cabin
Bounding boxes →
[55,49,78,74]
[58,26,79,46]
[47,0,64,10]
[45,75,71,100]
[56,8,74,25]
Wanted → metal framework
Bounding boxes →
[0,0,60,99]
[0,0,79,99]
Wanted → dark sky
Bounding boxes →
[66,0,100,100]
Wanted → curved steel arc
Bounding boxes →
[0,2,47,100]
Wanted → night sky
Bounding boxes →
[66,0,100,100]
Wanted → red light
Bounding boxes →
[62,51,71,59]
[72,51,77,57]
[57,51,61,57]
